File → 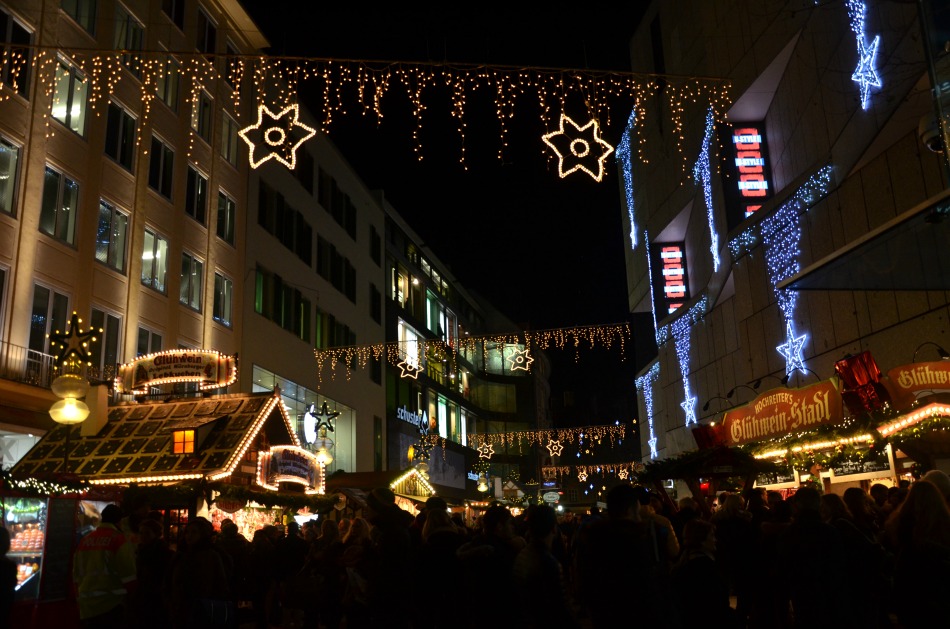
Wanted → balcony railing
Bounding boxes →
[0,339,56,389]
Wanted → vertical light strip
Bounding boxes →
[693,107,720,271]
[636,362,661,459]
[617,109,637,249]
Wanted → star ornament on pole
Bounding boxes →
[477,441,495,459]
[541,114,615,182]
[546,439,564,457]
[777,321,808,376]
[238,103,317,170]
[48,312,100,369]
[506,347,534,372]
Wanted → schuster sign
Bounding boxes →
[718,380,843,447]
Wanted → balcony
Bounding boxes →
[0,340,56,389]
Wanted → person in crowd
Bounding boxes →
[672,519,737,629]
[167,517,231,629]
[711,492,755,623]
[132,518,172,629]
[73,504,137,629]
[574,484,672,628]
[338,518,351,539]
[457,505,525,626]
[214,519,251,605]
[634,486,680,564]
[339,518,374,629]
[888,479,950,629]
[744,487,771,528]
[921,469,950,504]
[820,493,891,628]
[275,521,310,625]
[777,487,844,628]
[670,496,700,545]
[0,527,16,629]
[363,487,413,629]
[306,518,346,629]
[749,498,792,629]
[248,525,279,629]
[842,487,882,542]
[512,505,580,629]
[416,508,466,629]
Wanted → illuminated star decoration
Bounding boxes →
[415,420,434,461]
[48,312,99,368]
[680,394,698,427]
[846,0,881,110]
[312,401,339,433]
[777,321,808,376]
[506,347,534,372]
[396,358,422,379]
[546,439,564,457]
[541,113,615,182]
[238,103,317,170]
[618,468,629,480]
[477,441,494,459]
[577,471,588,483]
[636,363,661,459]
[648,437,658,459]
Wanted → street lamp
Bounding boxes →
[476,473,489,493]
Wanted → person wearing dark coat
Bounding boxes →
[672,519,737,629]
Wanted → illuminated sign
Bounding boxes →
[115,350,237,394]
[396,405,429,429]
[650,242,689,315]
[718,381,843,447]
[257,445,323,494]
[721,123,773,228]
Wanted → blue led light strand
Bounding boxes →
[617,109,637,249]
[636,362,660,459]
[661,298,707,426]
[692,107,721,271]
[644,231,659,340]
[760,165,833,375]
[847,0,881,110]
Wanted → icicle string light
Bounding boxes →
[636,362,661,459]
[313,322,631,385]
[7,47,732,171]
[542,461,645,481]
[693,107,721,271]
[617,108,638,249]
[468,423,625,452]
[655,297,707,427]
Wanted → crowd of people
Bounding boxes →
[38,469,950,628]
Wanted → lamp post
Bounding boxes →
[47,312,100,474]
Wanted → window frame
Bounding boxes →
[190,90,213,143]
[185,165,208,224]
[39,165,80,246]
[0,135,21,216]
[160,0,184,30]
[196,8,217,55]
[95,198,128,273]
[0,8,33,98]
[216,189,236,245]
[51,59,89,136]
[141,227,169,294]
[220,111,238,166]
[213,272,233,327]
[62,0,97,36]
[156,54,180,112]
[104,101,136,171]
[113,3,144,78]
[180,250,204,311]
[148,134,175,200]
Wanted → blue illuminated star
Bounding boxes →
[680,395,697,426]
[777,321,808,376]
[852,35,881,110]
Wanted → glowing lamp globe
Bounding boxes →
[49,397,90,425]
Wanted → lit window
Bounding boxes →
[52,60,88,135]
[172,429,194,454]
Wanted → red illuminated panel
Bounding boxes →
[732,126,770,208]
[661,245,686,313]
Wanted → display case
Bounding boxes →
[5,497,47,601]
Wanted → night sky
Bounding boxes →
[239,1,653,426]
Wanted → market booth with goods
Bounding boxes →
[3,349,334,626]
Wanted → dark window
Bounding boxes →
[105,103,136,170]
[90,307,120,377]
[294,149,314,194]
[224,42,239,89]
[0,9,32,97]
[62,0,97,36]
[113,5,143,77]
[255,266,311,341]
[161,0,184,29]
[370,284,381,324]
[216,191,236,245]
[186,166,208,224]
[136,327,162,356]
[180,251,203,311]
[370,226,381,266]
[0,137,20,216]
[197,9,216,54]
[213,272,233,327]
[148,136,174,199]
[28,285,68,354]
[191,91,212,142]
[95,199,128,272]
[40,166,79,245]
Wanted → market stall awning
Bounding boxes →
[778,188,950,291]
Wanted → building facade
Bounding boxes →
[625,1,950,474]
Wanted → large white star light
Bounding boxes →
[541,114,615,182]
[239,104,317,169]
[680,392,698,426]
[777,321,808,376]
[852,35,881,110]
[847,0,882,111]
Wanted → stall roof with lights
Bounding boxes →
[10,390,298,485]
